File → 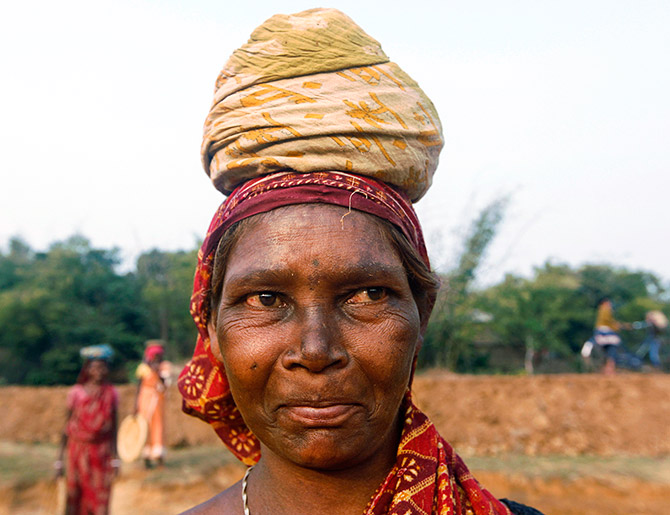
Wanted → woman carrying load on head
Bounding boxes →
[56,344,119,515]
[178,9,543,515]
[134,339,171,468]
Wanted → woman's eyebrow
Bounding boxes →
[338,262,407,281]
[223,267,291,288]
[225,262,407,289]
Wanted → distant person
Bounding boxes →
[593,297,629,375]
[134,340,172,468]
[56,344,119,514]
[635,310,669,370]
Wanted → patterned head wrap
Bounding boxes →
[178,9,511,514]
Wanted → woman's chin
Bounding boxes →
[281,449,367,471]
[265,430,379,471]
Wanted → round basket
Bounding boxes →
[117,414,148,463]
[647,310,668,329]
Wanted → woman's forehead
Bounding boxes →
[226,204,402,273]
[241,204,387,242]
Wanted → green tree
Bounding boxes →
[136,247,199,359]
[420,198,507,370]
[477,265,586,373]
[0,236,145,384]
[473,262,669,373]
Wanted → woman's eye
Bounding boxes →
[347,287,388,304]
[246,292,283,308]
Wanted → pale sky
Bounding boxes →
[2,0,669,285]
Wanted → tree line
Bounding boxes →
[0,236,197,384]
[1,212,668,384]
[421,200,669,373]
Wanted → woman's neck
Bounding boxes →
[83,379,104,392]
[247,441,397,515]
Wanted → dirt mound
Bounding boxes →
[413,372,670,456]
[3,373,670,515]
[3,372,670,456]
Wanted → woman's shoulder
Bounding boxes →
[103,383,119,403]
[179,480,243,515]
[136,362,153,379]
[68,383,85,395]
[66,384,86,408]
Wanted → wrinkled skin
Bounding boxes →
[206,204,423,512]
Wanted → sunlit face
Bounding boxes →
[208,204,422,470]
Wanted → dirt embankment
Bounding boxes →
[3,373,670,514]
[413,372,670,456]
[3,372,670,456]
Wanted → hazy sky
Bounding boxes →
[2,0,669,285]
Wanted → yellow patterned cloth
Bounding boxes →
[201,8,443,202]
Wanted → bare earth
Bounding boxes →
[2,372,670,514]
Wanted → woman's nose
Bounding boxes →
[281,306,348,372]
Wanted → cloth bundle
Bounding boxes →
[201,8,443,202]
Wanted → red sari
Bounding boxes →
[65,383,118,515]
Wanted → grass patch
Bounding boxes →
[3,440,670,487]
[0,441,58,483]
[138,446,241,484]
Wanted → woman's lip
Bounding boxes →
[280,403,360,427]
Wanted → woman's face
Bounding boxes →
[87,359,109,383]
[209,204,422,471]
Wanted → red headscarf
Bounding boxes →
[144,343,164,362]
[178,171,511,514]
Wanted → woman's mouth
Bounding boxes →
[280,403,361,427]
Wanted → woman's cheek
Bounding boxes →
[348,300,419,346]
[219,314,286,374]
[346,322,418,383]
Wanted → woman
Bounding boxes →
[635,310,667,369]
[56,344,119,515]
[593,297,628,375]
[178,9,543,514]
[134,340,170,467]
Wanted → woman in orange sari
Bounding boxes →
[134,340,170,468]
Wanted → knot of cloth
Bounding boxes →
[201,8,444,202]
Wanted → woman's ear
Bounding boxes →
[413,334,423,362]
[418,293,435,335]
[207,320,224,363]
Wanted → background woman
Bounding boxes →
[178,8,542,514]
[134,339,171,468]
[56,344,119,515]
[593,297,631,374]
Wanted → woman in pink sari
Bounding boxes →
[56,345,119,515]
